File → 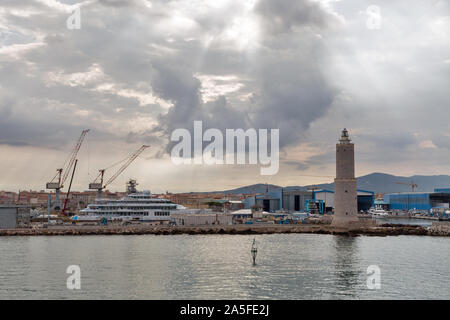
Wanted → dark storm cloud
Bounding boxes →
[0,0,166,148]
[3,0,449,176]
[248,0,339,147]
[150,0,340,154]
[0,0,339,154]
[150,56,248,135]
[255,0,331,33]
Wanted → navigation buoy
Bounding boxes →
[251,238,258,266]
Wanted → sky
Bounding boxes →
[0,0,450,193]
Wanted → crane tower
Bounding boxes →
[46,129,89,209]
[89,145,149,199]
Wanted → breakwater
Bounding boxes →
[1,223,449,237]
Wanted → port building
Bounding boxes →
[171,212,233,226]
[384,189,450,211]
[255,193,282,212]
[312,189,374,213]
[242,190,283,213]
[0,206,17,229]
[282,190,313,212]
[242,188,374,214]
[0,206,30,229]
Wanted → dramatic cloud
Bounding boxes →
[1,0,450,192]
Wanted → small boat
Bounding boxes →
[368,207,389,217]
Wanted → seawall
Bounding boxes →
[1,223,449,237]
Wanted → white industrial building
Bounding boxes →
[171,212,233,226]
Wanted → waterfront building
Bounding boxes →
[313,189,374,213]
[226,200,245,211]
[255,193,281,213]
[241,189,283,213]
[231,209,254,220]
[282,190,312,212]
[0,205,30,229]
[171,213,233,226]
[0,206,17,229]
[163,193,244,210]
[384,191,450,212]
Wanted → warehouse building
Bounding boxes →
[245,190,283,213]
[311,189,375,214]
[434,188,450,193]
[357,190,376,212]
[242,188,374,214]
[255,195,280,213]
[282,190,313,212]
[0,206,30,229]
[0,206,17,229]
[384,190,450,211]
[171,212,232,226]
[312,190,335,213]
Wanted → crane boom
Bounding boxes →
[395,181,418,192]
[103,145,149,188]
[61,129,89,186]
[61,159,78,216]
[46,129,89,210]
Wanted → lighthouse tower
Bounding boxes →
[332,129,359,227]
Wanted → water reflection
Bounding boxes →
[0,234,449,299]
[332,236,359,298]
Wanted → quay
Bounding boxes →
[0,222,449,237]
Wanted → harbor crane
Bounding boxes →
[89,145,149,199]
[61,159,78,216]
[396,181,418,192]
[46,129,89,209]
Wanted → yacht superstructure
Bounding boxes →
[77,191,184,222]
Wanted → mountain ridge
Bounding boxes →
[206,173,450,194]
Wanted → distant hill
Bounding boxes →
[211,173,450,194]
[211,183,283,194]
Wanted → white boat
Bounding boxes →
[368,207,390,217]
[77,191,184,222]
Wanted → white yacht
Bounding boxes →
[75,191,185,222]
[368,207,390,217]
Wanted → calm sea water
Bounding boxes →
[0,233,449,299]
[374,217,433,227]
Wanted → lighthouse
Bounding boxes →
[332,129,359,227]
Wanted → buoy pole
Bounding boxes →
[251,238,258,266]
